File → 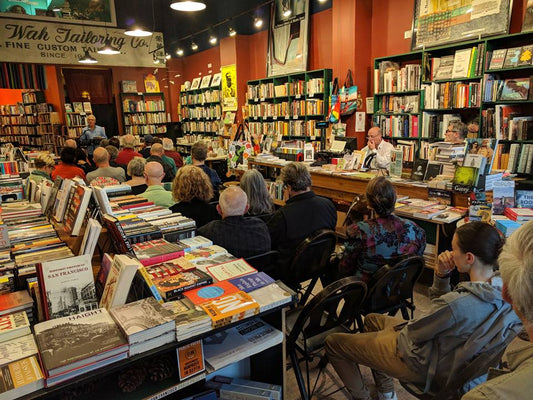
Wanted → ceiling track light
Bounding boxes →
[191,42,198,51]
[125,27,152,37]
[176,48,184,56]
[165,53,171,60]
[254,17,263,28]
[170,1,206,12]
[78,49,98,64]
[228,27,236,37]
[282,7,292,17]
[209,35,217,45]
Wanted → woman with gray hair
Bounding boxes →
[125,157,147,195]
[240,169,274,217]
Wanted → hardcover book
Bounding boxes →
[63,185,93,237]
[0,356,43,399]
[492,180,515,215]
[34,308,127,377]
[99,255,140,309]
[499,78,530,101]
[109,297,175,344]
[518,45,533,66]
[153,269,213,301]
[37,254,97,320]
[0,311,30,343]
[423,162,443,182]
[503,47,522,68]
[132,239,186,267]
[200,291,259,328]
[0,291,33,316]
[162,298,211,341]
[248,282,294,312]
[228,272,275,293]
[205,259,257,282]
[0,334,38,367]
[489,49,507,70]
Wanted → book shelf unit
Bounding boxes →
[373,31,533,177]
[36,103,61,154]
[120,92,168,136]
[0,90,46,149]
[245,68,332,150]
[179,84,222,136]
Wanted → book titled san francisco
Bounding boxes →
[34,308,128,377]
[36,254,98,320]
[153,269,213,301]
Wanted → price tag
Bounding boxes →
[285,115,289,120]
[295,94,301,99]
[273,116,278,120]
[293,115,298,119]
[260,98,265,101]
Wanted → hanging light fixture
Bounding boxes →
[228,27,237,37]
[98,23,120,55]
[282,7,292,17]
[254,17,263,28]
[170,1,206,12]
[165,53,171,60]
[78,49,98,64]
[209,35,217,45]
[125,26,152,37]
[176,48,184,56]
[191,42,198,51]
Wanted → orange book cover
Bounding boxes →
[184,280,240,305]
[177,340,204,381]
[200,291,259,328]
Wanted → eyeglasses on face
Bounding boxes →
[445,130,458,134]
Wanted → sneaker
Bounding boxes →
[378,392,397,400]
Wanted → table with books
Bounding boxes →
[0,186,297,400]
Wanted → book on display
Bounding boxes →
[248,281,294,312]
[200,291,259,328]
[0,334,38,366]
[0,311,30,343]
[99,255,141,309]
[162,298,211,341]
[152,269,213,301]
[205,258,257,282]
[0,356,44,400]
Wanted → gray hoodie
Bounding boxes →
[397,275,522,392]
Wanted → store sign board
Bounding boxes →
[0,19,165,67]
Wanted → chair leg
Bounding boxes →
[289,347,310,400]
[355,314,364,333]
[400,304,410,320]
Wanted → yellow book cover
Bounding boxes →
[200,291,259,328]
[5,356,43,389]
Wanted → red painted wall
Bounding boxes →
[0,89,23,104]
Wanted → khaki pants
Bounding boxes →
[325,313,425,400]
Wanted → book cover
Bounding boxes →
[228,272,275,293]
[109,297,175,344]
[37,254,97,320]
[205,259,257,282]
[465,138,498,176]
[248,282,294,313]
[136,265,164,304]
[121,80,138,93]
[64,185,93,237]
[431,210,464,224]
[184,281,240,306]
[518,45,533,66]
[132,239,186,267]
[453,166,478,187]
[200,291,259,328]
[0,311,30,343]
[99,254,141,309]
[162,298,211,339]
[503,47,522,68]
[410,159,428,181]
[177,340,205,381]
[499,78,530,100]
[34,308,127,377]
[434,55,454,80]
[0,334,38,367]
[72,102,83,113]
[492,180,516,215]
[427,188,452,205]
[469,200,492,222]
[82,102,92,114]
[451,48,473,78]
[0,356,43,398]
[200,75,212,89]
[423,162,443,182]
[153,269,213,301]
[0,291,33,316]
[211,73,222,87]
[488,48,507,70]
[413,205,448,220]
[516,190,533,208]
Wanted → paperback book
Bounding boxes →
[162,298,211,341]
[132,239,186,267]
[200,291,259,328]
[0,311,30,343]
[100,255,141,309]
[184,280,241,306]
[205,258,257,282]
[153,269,213,301]
[0,356,43,399]
[0,334,38,367]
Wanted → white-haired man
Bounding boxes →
[197,186,270,258]
[116,134,142,166]
[463,220,533,399]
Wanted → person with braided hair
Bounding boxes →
[338,176,426,282]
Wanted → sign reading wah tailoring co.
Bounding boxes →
[0,18,165,67]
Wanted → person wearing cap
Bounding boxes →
[116,134,142,166]
[28,153,55,185]
[140,134,154,159]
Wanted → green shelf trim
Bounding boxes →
[422,107,480,111]
[485,65,533,73]
[375,112,420,116]
[422,76,482,83]
[483,100,533,105]
[375,90,421,96]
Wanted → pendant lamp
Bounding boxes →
[170,1,206,12]
[78,50,98,64]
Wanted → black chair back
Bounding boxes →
[356,256,425,327]
[286,229,337,304]
[244,250,279,275]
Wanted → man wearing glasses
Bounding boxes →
[444,120,467,143]
[362,127,394,169]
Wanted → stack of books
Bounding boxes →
[34,308,128,386]
[132,239,186,267]
[144,213,196,242]
[110,297,176,356]
[0,201,42,222]
[146,263,213,301]
[495,218,522,237]
[0,291,34,323]
[504,207,533,223]
[162,298,212,341]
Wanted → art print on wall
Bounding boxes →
[0,0,117,26]
[211,73,222,87]
[267,0,309,76]
[411,0,512,50]
[221,65,238,112]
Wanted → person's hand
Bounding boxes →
[368,139,376,150]
[437,250,455,277]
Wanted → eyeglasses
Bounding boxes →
[445,130,458,134]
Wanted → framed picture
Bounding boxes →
[121,80,138,93]
[200,75,212,89]
[411,0,512,50]
[499,78,530,101]
[190,77,201,91]
[144,74,160,93]
[211,73,222,87]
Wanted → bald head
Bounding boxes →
[367,126,383,147]
[144,161,164,185]
[93,147,109,166]
[150,143,164,156]
[218,186,249,218]
[65,139,77,149]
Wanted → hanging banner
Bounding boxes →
[221,64,237,112]
[0,19,165,67]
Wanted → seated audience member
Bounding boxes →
[191,141,222,199]
[28,153,55,185]
[198,186,271,258]
[86,147,126,184]
[116,134,142,166]
[339,176,426,281]
[64,139,77,149]
[52,147,86,180]
[140,134,154,158]
[463,220,533,400]
[170,165,220,228]
[125,157,147,195]
[361,127,394,169]
[162,138,184,168]
[99,139,110,147]
[147,143,175,183]
[267,162,337,272]
[75,148,95,176]
[108,136,120,149]
[140,162,175,208]
[105,145,120,167]
[326,222,522,400]
[445,120,468,143]
[240,169,275,218]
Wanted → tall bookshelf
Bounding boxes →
[179,83,222,136]
[245,68,332,150]
[120,92,167,136]
[373,31,533,177]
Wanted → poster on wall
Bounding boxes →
[0,0,117,26]
[267,0,309,77]
[411,0,512,50]
[523,0,533,32]
[221,64,238,112]
[0,19,165,67]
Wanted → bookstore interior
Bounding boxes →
[1,0,533,399]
